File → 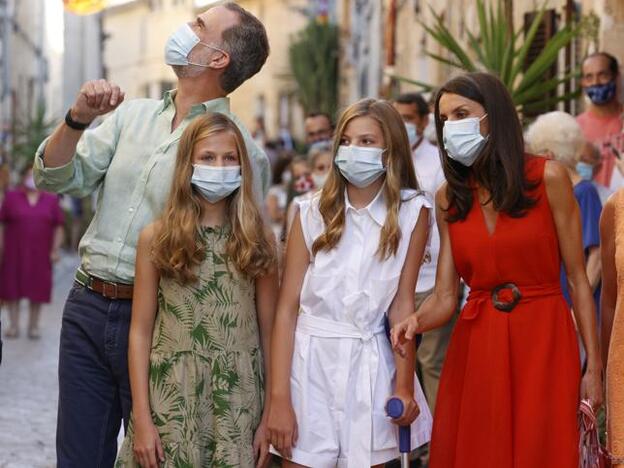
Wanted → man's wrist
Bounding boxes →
[65,108,92,131]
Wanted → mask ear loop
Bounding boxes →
[187,43,227,68]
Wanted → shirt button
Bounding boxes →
[128,207,134,213]
[117,237,122,243]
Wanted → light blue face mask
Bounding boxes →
[191,165,241,203]
[443,114,489,166]
[335,145,386,188]
[576,161,594,181]
[164,23,225,67]
[405,122,419,148]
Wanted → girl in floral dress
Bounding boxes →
[116,113,277,468]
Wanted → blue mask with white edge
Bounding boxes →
[191,165,241,203]
[335,145,386,188]
[576,162,594,181]
[164,23,224,68]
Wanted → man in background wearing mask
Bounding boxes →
[393,92,453,465]
[577,52,623,190]
[304,111,333,147]
[33,4,270,467]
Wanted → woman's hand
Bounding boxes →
[132,416,164,468]
[253,416,271,468]
[390,314,421,358]
[267,396,298,459]
[388,390,421,426]
[580,365,604,410]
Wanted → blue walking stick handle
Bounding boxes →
[385,397,411,454]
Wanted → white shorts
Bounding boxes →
[271,316,432,467]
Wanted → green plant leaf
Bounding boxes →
[424,51,465,69]
[507,2,548,88]
[388,74,435,92]
[515,26,577,94]
[513,70,579,104]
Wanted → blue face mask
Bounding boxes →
[443,114,489,166]
[576,161,594,181]
[335,145,386,188]
[585,80,617,106]
[404,123,419,148]
[191,165,241,203]
[164,23,225,68]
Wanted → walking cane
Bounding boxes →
[383,314,420,468]
[385,397,411,468]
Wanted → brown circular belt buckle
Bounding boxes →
[491,283,522,312]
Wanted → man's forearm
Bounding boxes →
[41,120,85,168]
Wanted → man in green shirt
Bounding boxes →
[33,4,270,466]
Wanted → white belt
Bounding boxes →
[296,313,386,468]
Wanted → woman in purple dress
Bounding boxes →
[1,166,64,339]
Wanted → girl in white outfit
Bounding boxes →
[268,98,433,467]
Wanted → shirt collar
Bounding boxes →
[344,185,387,226]
[159,89,230,115]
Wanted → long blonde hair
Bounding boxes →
[152,113,275,284]
[312,98,420,260]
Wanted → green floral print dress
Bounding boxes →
[116,226,264,467]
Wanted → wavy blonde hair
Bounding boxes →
[152,113,275,284]
[312,98,420,259]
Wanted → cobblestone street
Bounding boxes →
[0,253,79,468]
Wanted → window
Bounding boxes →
[522,9,559,117]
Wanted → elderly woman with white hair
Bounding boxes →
[526,110,602,317]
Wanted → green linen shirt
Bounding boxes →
[33,91,271,283]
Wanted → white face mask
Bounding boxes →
[164,23,225,68]
[312,172,328,189]
[335,145,386,188]
[405,123,419,148]
[191,165,241,203]
[442,114,488,166]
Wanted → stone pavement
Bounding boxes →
[0,252,79,468]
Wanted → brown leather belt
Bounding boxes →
[75,269,134,300]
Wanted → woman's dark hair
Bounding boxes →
[19,165,33,180]
[271,152,294,185]
[434,72,537,222]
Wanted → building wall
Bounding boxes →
[10,0,47,118]
[63,13,103,113]
[103,0,182,100]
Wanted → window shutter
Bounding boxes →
[523,9,558,117]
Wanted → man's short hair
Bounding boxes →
[220,3,270,93]
[395,92,429,116]
[583,52,620,76]
[305,112,333,127]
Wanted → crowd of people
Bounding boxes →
[1,1,624,467]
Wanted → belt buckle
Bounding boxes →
[102,281,119,300]
[491,283,521,312]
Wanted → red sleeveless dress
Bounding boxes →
[429,156,581,467]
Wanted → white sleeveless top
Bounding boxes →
[297,187,432,333]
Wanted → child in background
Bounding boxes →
[268,98,433,467]
[285,143,334,235]
[116,113,277,468]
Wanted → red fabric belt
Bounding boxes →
[463,283,562,320]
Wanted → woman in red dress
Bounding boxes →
[391,73,603,467]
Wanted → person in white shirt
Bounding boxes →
[268,98,433,467]
[394,93,455,419]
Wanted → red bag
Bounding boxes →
[579,399,612,468]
